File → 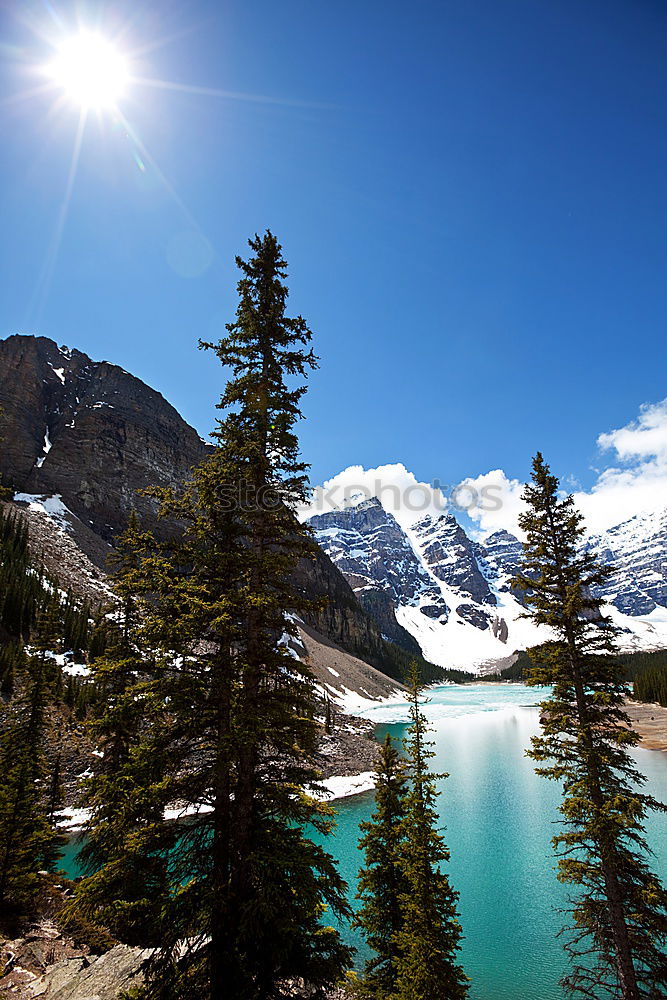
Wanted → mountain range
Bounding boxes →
[1,333,666,679]
[308,495,667,671]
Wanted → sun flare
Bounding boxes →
[46,31,129,110]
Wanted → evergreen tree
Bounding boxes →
[72,513,168,946]
[392,663,468,1000]
[355,734,409,999]
[515,452,667,999]
[75,232,352,999]
[0,609,65,923]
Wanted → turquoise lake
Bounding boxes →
[60,683,667,1000]
[313,684,667,1000]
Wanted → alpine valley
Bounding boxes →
[2,332,667,685]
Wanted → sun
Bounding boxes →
[46,31,130,110]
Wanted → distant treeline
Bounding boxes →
[500,646,667,706]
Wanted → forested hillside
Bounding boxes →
[502,646,667,706]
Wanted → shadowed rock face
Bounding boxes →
[0,334,209,542]
[413,512,496,606]
[309,498,449,620]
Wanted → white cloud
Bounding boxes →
[299,462,527,537]
[456,400,667,537]
[298,463,448,531]
[457,469,526,539]
[303,398,667,541]
[597,399,667,462]
[574,398,667,534]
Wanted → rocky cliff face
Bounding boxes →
[588,509,667,616]
[309,499,449,620]
[413,512,495,605]
[473,529,526,603]
[0,334,429,682]
[0,334,209,543]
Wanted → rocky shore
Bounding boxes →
[0,923,351,999]
[314,713,379,783]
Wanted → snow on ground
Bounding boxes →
[13,493,73,533]
[59,782,367,833]
[395,592,543,673]
[46,651,90,677]
[314,771,377,800]
[163,802,214,821]
[56,807,91,830]
[62,662,90,677]
[58,801,217,831]
[329,684,407,716]
[608,605,667,651]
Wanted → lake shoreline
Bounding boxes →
[626,699,667,752]
[318,691,667,801]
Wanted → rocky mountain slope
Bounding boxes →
[309,496,667,671]
[0,334,426,692]
[587,508,667,616]
[0,334,209,544]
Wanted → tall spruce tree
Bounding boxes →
[75,232,352,999]
[392,663,468,1000]
[515,453,667,1000]
[355,734,409,999]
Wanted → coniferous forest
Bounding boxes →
[1,236,667,1000]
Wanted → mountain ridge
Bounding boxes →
[309,494,667,671]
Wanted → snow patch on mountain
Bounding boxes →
[13,493,74,533]
[309,488,667,673]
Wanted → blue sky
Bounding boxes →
[1,0,666,505]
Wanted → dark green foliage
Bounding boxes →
[0,506,106,928]
[392,663,468,1000]
[0,505,95,651]
[76,233,353,999]
[356,666,468,1000]
[373,639,446,685]
[514,647,667,692]
[515,453,667,1000]
[634,662,667,706]
[72,513,169,947]
[499,650,533,680]
[0,613,66,923]
[619,649,667,707]
[355,735,409,999]
[0,639,24,695]
[438,666,477,683]
[0,507,42,639]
